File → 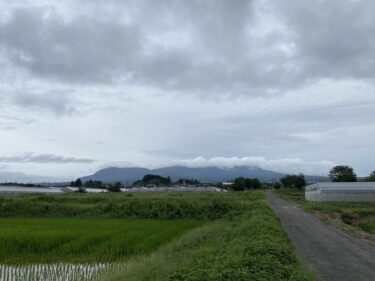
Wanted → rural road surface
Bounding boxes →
[266,192,375,281]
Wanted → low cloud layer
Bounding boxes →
[0,153,94,164]
[173,156,335,176]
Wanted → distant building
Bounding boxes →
[222,182,234,188]
[305,182,375,202]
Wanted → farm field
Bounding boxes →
[0,192,238,220]
[0,218,202,264]
[274,190,375,236]
[0,191,315,281]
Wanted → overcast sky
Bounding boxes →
[0,0,374,180]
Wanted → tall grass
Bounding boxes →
[0,192,238,220]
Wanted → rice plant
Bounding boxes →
[0,262,121,281]
[0,218,203,264]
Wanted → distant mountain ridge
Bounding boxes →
[80,165,327,183]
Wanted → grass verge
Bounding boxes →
[274,190,375,238]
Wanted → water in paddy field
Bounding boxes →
[0,263,120,281]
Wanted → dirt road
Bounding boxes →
[266,192,375,281]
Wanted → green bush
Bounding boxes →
[341,212,353,225]
[358,219,375,234]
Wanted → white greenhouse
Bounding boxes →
[305,182,375,202]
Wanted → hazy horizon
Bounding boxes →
[0,0,374,180]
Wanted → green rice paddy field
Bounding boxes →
[0,218,202,264]
[0,191,315,281]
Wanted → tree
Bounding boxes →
[231,177,262,190]
[328,165,357,182]
[280,174,306,189]
[244,178,261,189]
[176,178,200,185]
[231,177,246,191]
[272,182,282,190]
[133,174,171,186]
[71,178,83,187]
[362,171,375,182]
[84,180,105,189]
[75,186,86,193]
[108,182,122,192]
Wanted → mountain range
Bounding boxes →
[80,166,327,183]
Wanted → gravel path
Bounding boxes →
[266,192,375,281]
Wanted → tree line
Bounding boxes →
[328,165,375,182]
[70,178,122,192]
[69,174,204,192]
[229,174,306,191]
[230,165,375,191]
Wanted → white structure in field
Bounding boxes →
[305,182,375,202]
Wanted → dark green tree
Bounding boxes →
[231,177,262,191]
[84,180,104,189]
[133,174,171,186]
[108,182,122,192]
[71,178,83,187]
[361,171,375,182]
[231,177,246,191]
[245,178,262,189]
[176,178,200,185]
[84,180,93,187]
[272,182,282,189]
[280,174,306,189]
[328,165,357,182]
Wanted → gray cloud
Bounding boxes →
[0,0,374,177]
[0,7,140,83]
[0,153,95,164]
[274,0,375,81]
[12,89,76,115]
[0,112,34,130]
[1,1,374,96]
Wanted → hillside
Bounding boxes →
[80,165,327,183]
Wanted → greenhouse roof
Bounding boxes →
[306,182,375,192]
